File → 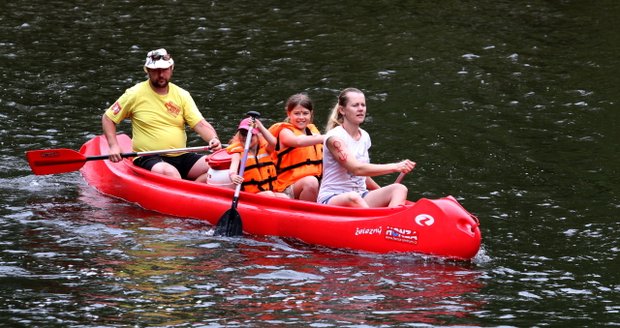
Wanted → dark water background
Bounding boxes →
[1,0,618,326]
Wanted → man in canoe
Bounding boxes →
[101,48,222,182]
[318,87,415,208]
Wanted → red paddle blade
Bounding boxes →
[25,149,87,175]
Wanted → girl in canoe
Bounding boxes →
[317,87,416,208]
[227,118,289,198]
[268,93,325,202]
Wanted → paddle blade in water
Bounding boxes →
[25,149,87,175]
[214,208,243,236]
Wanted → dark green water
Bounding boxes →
[1,0,618,326]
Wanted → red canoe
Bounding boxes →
[79,134,481,260]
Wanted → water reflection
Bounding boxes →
[68,186,483,326]
[0,183,486,326]
[231,247,483,326]
[84,238,484,326]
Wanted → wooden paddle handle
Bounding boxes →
[394,162,415,184]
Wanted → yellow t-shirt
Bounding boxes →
[105,81,205,155]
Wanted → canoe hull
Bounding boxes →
[79,134,481,260]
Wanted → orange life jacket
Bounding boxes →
[226,141,278,193]
[268,122,323,192]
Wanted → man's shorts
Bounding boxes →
[133,153,203,180]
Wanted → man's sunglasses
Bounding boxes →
[149,53,171,61]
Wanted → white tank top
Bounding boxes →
[318,125,371,203]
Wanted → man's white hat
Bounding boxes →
[144,48,174,70]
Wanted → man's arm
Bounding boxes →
[102,114,122,162]
[193,119,221,150]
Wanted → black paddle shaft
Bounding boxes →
[214,110,262,236]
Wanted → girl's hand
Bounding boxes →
[253,119,267,132]
[229,173,244,185]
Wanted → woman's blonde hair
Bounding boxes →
[325,87,363,131]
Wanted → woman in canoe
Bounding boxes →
[317,87,416,208]
[268,93,325,202]
[227,118,289,198]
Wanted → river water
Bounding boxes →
[1,0,618,327]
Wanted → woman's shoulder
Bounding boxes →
[326,125,344,135]
[359,127,370,139]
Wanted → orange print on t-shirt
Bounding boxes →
[165,101,181,117]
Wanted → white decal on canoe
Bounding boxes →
[355,226,383,236]
[415,214,435,227]
[385,226,418,244]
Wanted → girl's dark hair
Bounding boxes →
[285,93,314,113]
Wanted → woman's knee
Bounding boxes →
[391,183,408,199]
[347,192,367,207]
[394,183,408,194]
[391,184,409,205]
[328,191,367,207]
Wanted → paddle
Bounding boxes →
[214,111,261,237]
[394,162,415,184]
[395,172,407,184]
[26,145,215,175]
